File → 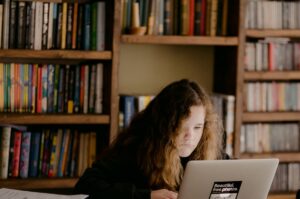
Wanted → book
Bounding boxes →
[19,131,31,178]
[0,126,11,179]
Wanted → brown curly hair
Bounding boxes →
[111,79,223,191]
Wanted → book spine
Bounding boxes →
[61,2,67,49]
[88,65,96,113]
[41,65,48,113]
[47,2,54,49]
[72,2,78,49]
[77,4,84,50]
[38,130,45,176]
[12,131,22,177]
[47,65,55,113]
[29,2,36,49]
[9,1,17,49]
[90,2,97,50]
[79,65,85,113]
[18,2,26,49]
[34,2,43,50]
[67,66,74,114]
[0,127,11,179]
[64,65,70,113]
[83,65,89,114]
[53,65,60,112]
[57,66,65,113]
[83,3,91,50]
[20,132,31,178]
[2,0,10,49]
[95,63,103,113]
[73,65,80,113]
[56,3,62,49]
[52,3,58,49]
[42,3,49,50]
[25,2,32,49]
[97,2,105,51]
[0,5,3,49]
[31,64,38,113]
[29,132,41,177]
[66,3,73,49]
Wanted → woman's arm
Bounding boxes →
[74,167,150,199]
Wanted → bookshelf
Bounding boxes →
[119,0,298,198]
[0,0,120,192]
[232,0,300,196]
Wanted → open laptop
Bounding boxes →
[178,159,279,199]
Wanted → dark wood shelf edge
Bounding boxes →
[246,29,300,38]
[0,178,79,190]
[0,50,112,60]
[0,114,110,124]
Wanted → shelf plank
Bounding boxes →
[241,153,300,162]
[121,35,238,46]
[268,194,296,199]
[0,178,78,190]
[0,50,112,60]
[246,29,300,38]
[244,71,300,80]
[243,112,300,122]
[0,114,110,124]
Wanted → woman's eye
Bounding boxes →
[195,126,202,130]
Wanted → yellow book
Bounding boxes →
[0,63,4,112]
[61,2,67,49]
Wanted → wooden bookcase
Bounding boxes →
[0,0,120,191]
[120,0,298,198]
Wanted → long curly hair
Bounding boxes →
[110,79,223,191]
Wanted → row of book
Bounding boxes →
[245,0,300,29]
[271,163,300,192]
[211,93,235,157]
[121,0,230,36]
[0,125,97,179]
[119,94,155,130]
[245,39,300,71]
[245,82,300,112]
[0,0,105,50]
[0,63,104,114]
[240,123,299,153]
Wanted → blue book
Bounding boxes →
[83,4,91,50]
[29,132,41,177]
[73,65,80,113]
[120,95,136,127]
[20,132,31,178]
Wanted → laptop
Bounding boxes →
[178,159,279,199]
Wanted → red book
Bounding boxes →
[12,131,22,177]
[189,0,194,35]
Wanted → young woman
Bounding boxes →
[74,79,226,199]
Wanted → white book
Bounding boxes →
[34,2,43,50]
[95,63,103,113]
[47,2,54,49]
[97,2,105,51]
[0,126,11,179]
[2,0,10,49]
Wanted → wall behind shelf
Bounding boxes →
[119,44,214,95]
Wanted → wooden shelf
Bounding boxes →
[243,112,300,122]
[121,35,238,46]
[268,193,296,199]
[246,29,300,38]
[241,153,300,162]
[0,114,110,124]
[244,71,300,80]
[0,50,112,60]
[0,178,78,190]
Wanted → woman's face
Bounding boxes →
[176,105,205,157]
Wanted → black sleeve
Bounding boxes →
[74,155,151,199]
[74,167,150,199]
